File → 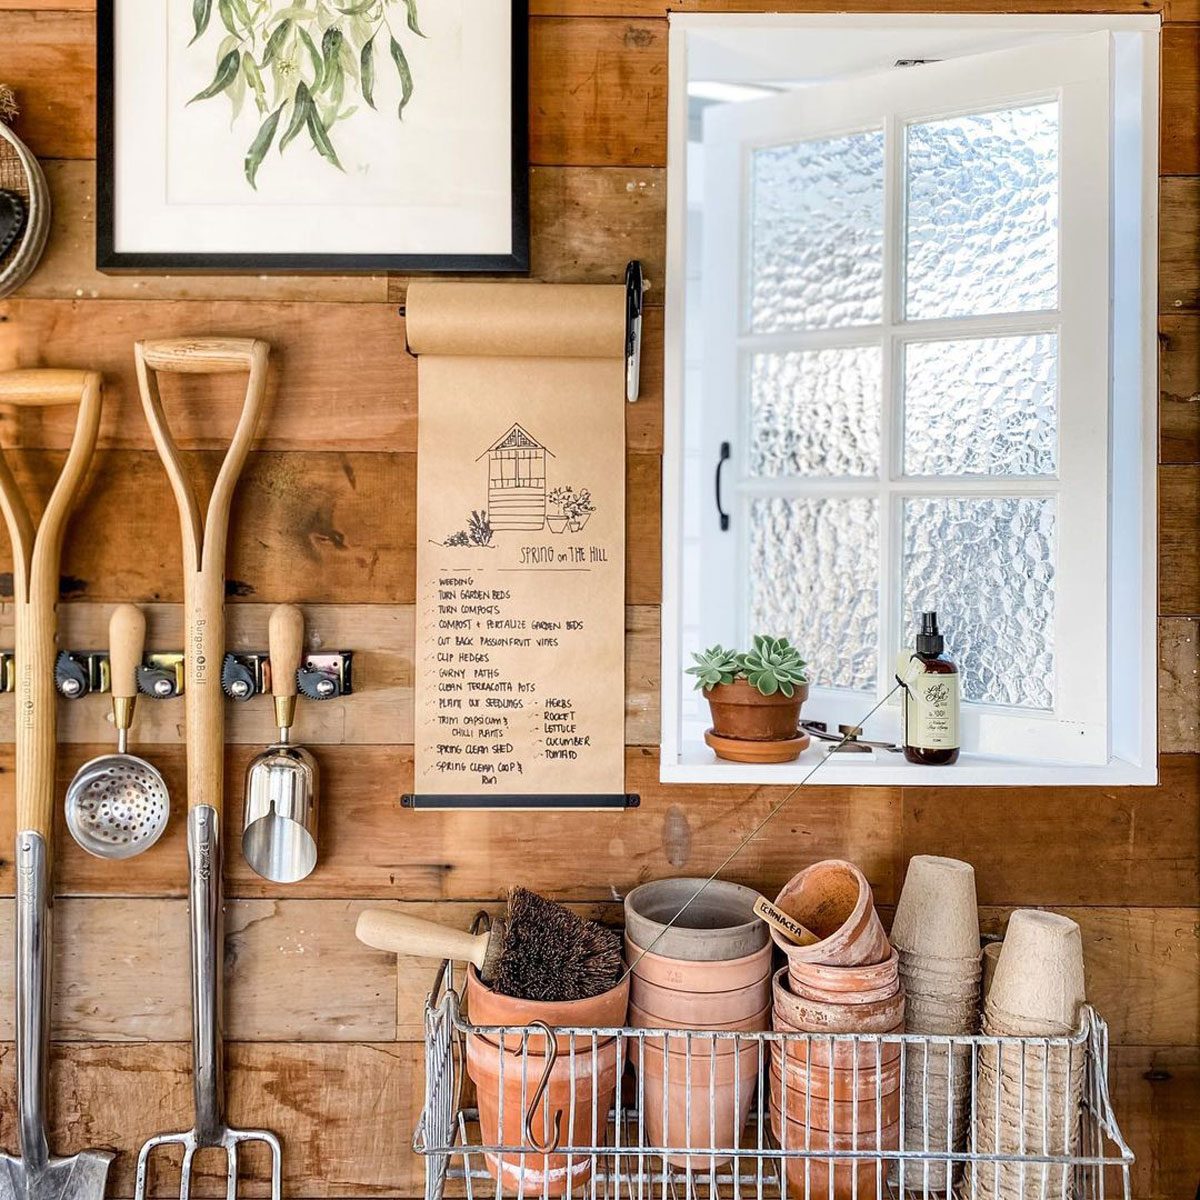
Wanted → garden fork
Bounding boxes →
[131,339,281,1200]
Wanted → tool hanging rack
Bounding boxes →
[415,959,1135,1200]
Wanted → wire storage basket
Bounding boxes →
[414,960,1134,1200]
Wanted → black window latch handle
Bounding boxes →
[715,441,731,532]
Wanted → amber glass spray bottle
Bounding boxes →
[902,611,960,765]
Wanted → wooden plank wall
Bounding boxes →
[0,1,1198,1197]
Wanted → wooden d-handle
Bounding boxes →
[355,909,493,971]
[0,369,101,407]
[135,338,269,816]
[138,337,266,375]
[109,604,145,703]
[0,368,103,839]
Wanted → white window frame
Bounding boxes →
[660,13,1160,787]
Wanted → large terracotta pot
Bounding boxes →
[631,972,771,1026]
[769,1057,901,1132]
[466,965,630,1051]
[770,860,891,968]
[704,679,808,742]
[637,1036,762,1169]
[467,1032,620,1197]
[629,1001,771,1040]
[624,935,772,991]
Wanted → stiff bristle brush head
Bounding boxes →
[492,887,624,1002]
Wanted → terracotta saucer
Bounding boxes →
[704,728,810,763]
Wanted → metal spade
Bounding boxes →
[0,368,113,1200]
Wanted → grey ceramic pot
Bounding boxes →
[624,877,770,962]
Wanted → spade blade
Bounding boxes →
[0,1151,114,1200]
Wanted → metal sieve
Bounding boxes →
[65,605,171,859]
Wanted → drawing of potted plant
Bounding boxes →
[548,486,595,534]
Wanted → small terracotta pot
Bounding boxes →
[637,1036,761,1169]
[631,972,771,1026]
[788,948,900,1004]
[769,1060,901,1131]
[466,1031,620,1197]
[768,1108,899,1200]
[772,967,904,1034]
[771,860,891,968]
[771,1049,902,1101]
[466,966,629,1052]
[771,1014,904,1071]
[623,879,769,963]
[624,935,772,992]
[704,679,808,742]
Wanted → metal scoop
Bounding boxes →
[65,604,169,859]
[242,605,319,883]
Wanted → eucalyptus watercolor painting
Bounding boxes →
[188,0,425,189]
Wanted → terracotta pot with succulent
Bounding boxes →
[687,636,810,763]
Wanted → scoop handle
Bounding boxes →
[269,604,303,731]
[109,604,145,703]
[356,909,492,970]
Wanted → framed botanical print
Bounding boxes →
[96,0,529,272]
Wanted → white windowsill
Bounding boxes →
[661,743,1158,787]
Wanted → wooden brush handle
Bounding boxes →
[356,909,493,970]
[135,339,269,816]
[0,369,102,838]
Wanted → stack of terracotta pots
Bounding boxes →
[465,965,629,1197]
[624,878,772,1170]
[767,860,903,1199]
[970,911,1087,1200]
[888,855,982,1193]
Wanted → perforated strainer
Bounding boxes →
[65,605,170,859]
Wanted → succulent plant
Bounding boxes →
[739,635,808,697]
[685,644,742,692]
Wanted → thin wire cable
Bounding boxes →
[621,683,903,982]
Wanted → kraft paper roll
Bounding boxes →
[409,281,627,799]
[406,281,626,360]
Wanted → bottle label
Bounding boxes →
[907,672,959,749]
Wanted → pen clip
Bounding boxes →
[625,260,644,404]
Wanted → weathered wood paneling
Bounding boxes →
[1159,464,1200,613]
[1160,315,1200,463]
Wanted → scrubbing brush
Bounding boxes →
[355,886,624,1002]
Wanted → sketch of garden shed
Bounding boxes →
[478,424,555,531]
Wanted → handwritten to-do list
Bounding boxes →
[408,282,627,799]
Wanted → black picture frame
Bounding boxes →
[95,1,529,274]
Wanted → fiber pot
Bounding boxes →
[890,856,980,960]
[987,911,1086,1033]
[703,679,809,742]
[624,878,768,962]
[771,860,891,968]
[466,966,630,1052]
[637,1036,761,1169]
[466,1031,620,1198]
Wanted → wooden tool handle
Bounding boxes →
[356,909,491,969]
[135,339,269,816]
[109,604,145,703]
[0,369,100,406]
[0,369,102,838]
[138,337,265,374]
[269,605,303,700]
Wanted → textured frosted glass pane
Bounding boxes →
[750,347,881,478]
[750,131,884,331]
[906,103,1058,320]
[903,497,1055,708]
[749,497,878,691]
[903,334,1058,477]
